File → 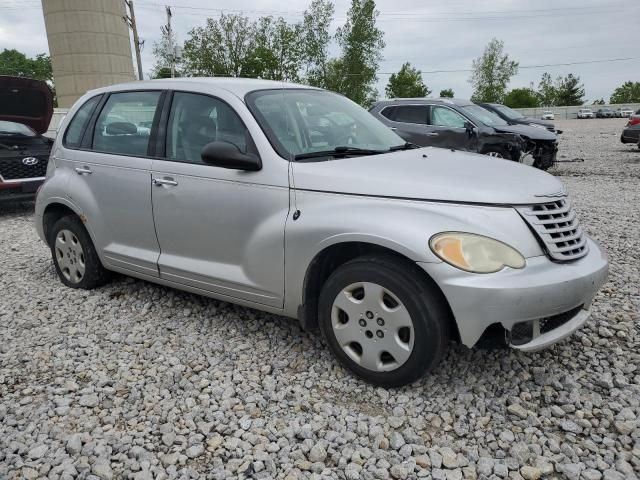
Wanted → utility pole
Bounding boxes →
[124,0,144,80]
[166,7,174,78]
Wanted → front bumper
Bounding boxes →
[0,178,44,202]
[420,236,608,348]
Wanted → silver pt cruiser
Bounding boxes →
[35,78,608,387]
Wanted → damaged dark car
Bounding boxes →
[0,76,54,202]
[370,98,559,170]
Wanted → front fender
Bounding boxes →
[283,190,544,316]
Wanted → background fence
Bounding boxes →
[513,103,640,120]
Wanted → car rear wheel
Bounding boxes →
[318,255,449,387]
[50,215,110,289]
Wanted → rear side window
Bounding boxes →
[63,95,101,148]
[92,91,161,156]
[393,105,428,124]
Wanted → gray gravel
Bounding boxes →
[1,118,639,479]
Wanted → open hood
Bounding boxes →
[292,147,564,205]
[0,76,54,134]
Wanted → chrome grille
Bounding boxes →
[516,198,588,261]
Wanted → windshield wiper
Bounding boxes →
[294,146,388,161]
[389,142,418,151]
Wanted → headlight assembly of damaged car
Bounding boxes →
[429,232,526,273]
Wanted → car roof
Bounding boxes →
[373,98,474,108]
[84,77,318,98]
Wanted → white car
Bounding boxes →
[577,108,593,119]
[617,107,634,118]
[541,111,555,120]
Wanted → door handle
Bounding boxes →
[75,166,92,175]
[153,177,178,187]
[426,132,439,136]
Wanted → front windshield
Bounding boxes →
[494,104,524,120]
[461,104,509,127]
[0,120,36,136]
[246,89,406,159]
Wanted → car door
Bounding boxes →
[380,105,433,146]
[150,91,289,308]
[426,105,477,152]
[65,90,163,277]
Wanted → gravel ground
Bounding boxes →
[1,118,638,480]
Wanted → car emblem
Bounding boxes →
[534,189,566,198]
[22,157,39,166]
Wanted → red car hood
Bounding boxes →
[0,76,54,134]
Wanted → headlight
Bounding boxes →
[529,123,547,129]
[429,232,525,273]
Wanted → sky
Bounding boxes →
[1,0,638,103]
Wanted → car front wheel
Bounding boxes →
[318,255,450,387]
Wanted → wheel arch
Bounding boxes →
[298,241,460,342]
[42,201,82,246]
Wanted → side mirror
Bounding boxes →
[464,121,476,136]
[201,142,262,171]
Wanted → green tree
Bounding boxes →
[302,0,335,87]
[469,38,518,103]
[504,88,540,108]
[537,72,556,106]
[334,0,385,106]
[610,81,640,104]
[592,98,605,105]
[439,88,455,98]
[554,73,584,106]
[385,63,430,98]
[0,49,52,81]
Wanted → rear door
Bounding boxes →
[65,90,163,277]
[380,105,433,146]
[150,91,289,308]
[426,105,477,152]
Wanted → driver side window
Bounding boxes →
[166,92,249,164]
[430,106,467,129]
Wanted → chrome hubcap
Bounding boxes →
[331,282,414,372]
[55,229,85,284]
[487,151,504,158]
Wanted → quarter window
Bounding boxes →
[63,95,101,148]
[393,105,428,124]
[166,92,249,164]
[92,91,161,156]
[430,106,467,128]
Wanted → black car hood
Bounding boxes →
[493,123,556,141]
[0,76,54,135]
[520,117,554,128]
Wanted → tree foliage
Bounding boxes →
[0,49,52,81]
[610,81,640,104]
[181,0,334,84]
[554,73,584,106]
[385,63,430,98]
[592,98,605,105]
[537,72,556,106]
[334,0,385,106]
[439,88,454,98]
[504,88,540,108]
[469,38,518,103]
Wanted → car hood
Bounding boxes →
[293,147,565,205]
[521,117,554,128]
[0,76,54,134]
[492,123,556,140]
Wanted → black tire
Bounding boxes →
[50,215,110,289]
[318,255,450,388]
[533,157,553,171]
